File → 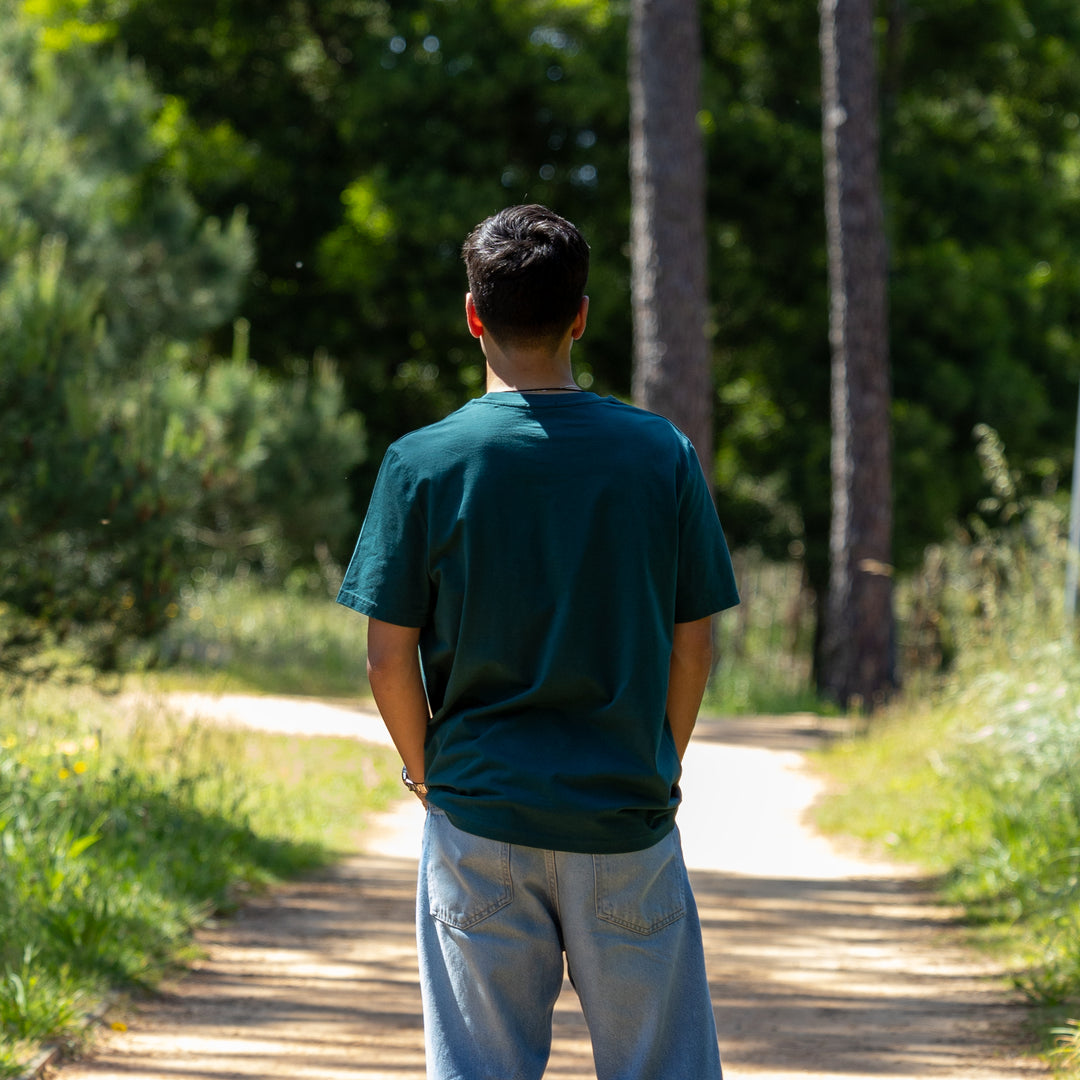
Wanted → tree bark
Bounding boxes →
[819,0,896,709]
[629,0,712,476]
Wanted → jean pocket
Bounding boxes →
[594,831,687,936]
[426,811,514,930]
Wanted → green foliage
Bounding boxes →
[0,11,245,661]
[821,631,1080,1006]
[9,0,1080,684]
[707,550,821,714]
[1053,1018,1080,1073]
[172,337,366,580]
[706,0,1080,590]
[0,8,365,672]
[884,0,1080,554]
[703,0,832,577]
[898,424,1069,674]
[817,434,1080,1052]
[51,0,630,497]
[0,685,399,1076]
[0,21,250,359]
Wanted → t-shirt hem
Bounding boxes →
[431,798,677,855]
[335,589,426,628]
[675,588,741,623]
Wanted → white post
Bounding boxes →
[1067,380,1080,623]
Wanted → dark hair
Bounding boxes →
[462,204,590,348]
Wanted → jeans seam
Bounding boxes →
[546,850,561,928]
[595,906,686,935]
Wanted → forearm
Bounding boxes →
[366,619,430,782]
[665,616,715,761]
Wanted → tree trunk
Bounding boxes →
[628,0,711,475]
[819,0,896,709]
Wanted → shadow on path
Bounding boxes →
[695,870,1044,1078]
[53,706,1047,1080]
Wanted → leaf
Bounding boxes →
[66,831,101,860]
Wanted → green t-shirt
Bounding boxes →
[337,391,739,853]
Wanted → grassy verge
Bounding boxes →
[814,662,1080,1074]
[813,464,1080,1074]
[0,682,399,1078]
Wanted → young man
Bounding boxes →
[337,204,739,1080]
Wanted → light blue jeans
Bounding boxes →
[417,808,723,1080]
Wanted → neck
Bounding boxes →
[485,357,577,394]
[487,374,580,393]
[481,322,581,394]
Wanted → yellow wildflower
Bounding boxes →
[0,734,15,750]
[73,761,88,775]
[58,767,71,780]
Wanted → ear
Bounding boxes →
[570,296,589,341]
[465,293,485,339]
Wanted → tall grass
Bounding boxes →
[144,567,370,697]
[0,684,399,1077]
[816,426,1080,1068]
[708,549,820,714]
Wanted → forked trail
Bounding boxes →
[51,700,1047,1080]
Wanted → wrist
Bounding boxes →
[401,764,429,801]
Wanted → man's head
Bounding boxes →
[462,204,590,351]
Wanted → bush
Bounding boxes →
[938,648,1080,1004]
[0,12,365,675]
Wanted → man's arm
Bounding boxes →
[666,616,714,761]
[366,617,430,788]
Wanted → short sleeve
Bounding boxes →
[673,440,740,622]
[336,446,431,627]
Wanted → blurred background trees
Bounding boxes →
[4,0,1080,685]
[818,0,894,707]
[0,5,363,669]
[628,0,711,468]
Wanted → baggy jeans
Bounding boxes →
[417,808,724,1080]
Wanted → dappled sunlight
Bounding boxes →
[697,871,1041,1077]
[52,703,1047,1080]
[62,854,429,1080]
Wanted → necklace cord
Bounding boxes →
[517,386,586,393]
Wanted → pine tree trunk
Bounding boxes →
[629,0,711,474]
[819,0,896,709]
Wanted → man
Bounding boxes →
[337,204,739,1080]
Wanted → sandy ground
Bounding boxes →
[49,695,1048,1080]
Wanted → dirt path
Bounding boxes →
[51,698,1048,1080]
